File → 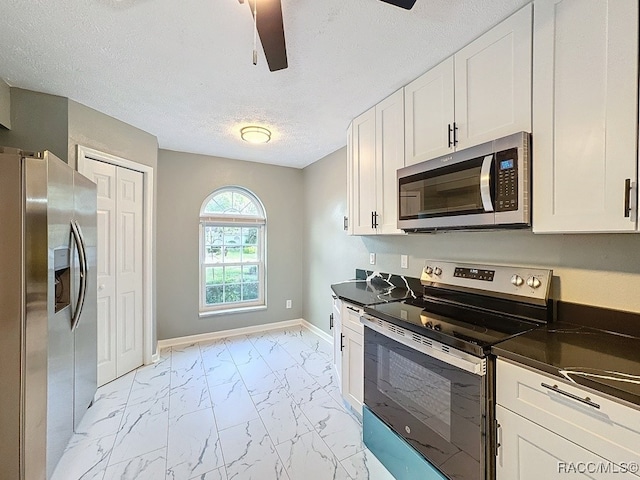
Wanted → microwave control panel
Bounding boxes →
[495,147,518,212]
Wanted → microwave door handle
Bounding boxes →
[480,155,494,212]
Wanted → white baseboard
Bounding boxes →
[301,319,332,344]
[151,352,160,363]
[156,318,304,350]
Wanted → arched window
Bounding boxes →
[199,186,266,314]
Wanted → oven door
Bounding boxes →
[363,319,489,480]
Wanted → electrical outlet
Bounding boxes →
[369,253,376,265]
[401,255,408,269]
[286,299,292,309]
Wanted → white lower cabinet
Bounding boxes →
[341,325,364,414]
[496,405,618,479]
[496,359,640,479]
[331,295,342,386]
[334,301,364,415]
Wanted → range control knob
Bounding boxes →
[424,266,433,275]
[511,274,524,287]
[433,324,442,331]
[434,267,442,276]
[527,276,542,289]
[425,322,433,329]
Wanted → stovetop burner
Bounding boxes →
[363,260,553,357]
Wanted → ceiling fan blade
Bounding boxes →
[379,0,417,9]
[247,0,288,72]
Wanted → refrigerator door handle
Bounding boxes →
[70,220,88,332]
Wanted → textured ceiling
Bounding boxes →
[0,0,529,168]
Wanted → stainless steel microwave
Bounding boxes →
[397,131,530,232]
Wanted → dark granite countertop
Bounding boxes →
[330,270,422,307]
[493,314,640,408]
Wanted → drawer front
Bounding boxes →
[497,359,640,470]
[341,302,364,335]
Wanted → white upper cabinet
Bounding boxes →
[532,0,639,233]
[345,124,354,235]
[347,88,405,235]
[404,57,455,165]
[404,4,532,167]
[375,89,405,234]
[454,4,532,149]
[351,107,377,235]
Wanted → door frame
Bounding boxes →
[76,145,154,366]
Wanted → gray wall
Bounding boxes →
[67,99,159,347]
[302,146,640,334]
[0,79,10,129]
[0,88,68,161]
[67,100,158,170]
[156,149,304,340]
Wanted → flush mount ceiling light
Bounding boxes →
[240,126,271,144]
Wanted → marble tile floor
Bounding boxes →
[52,325,395,480]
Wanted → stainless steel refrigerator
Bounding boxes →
[0,147,97,479]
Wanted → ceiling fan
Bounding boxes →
[238,0,418,72]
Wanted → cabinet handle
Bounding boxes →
[371,211,375,229]
[494,420,502,458]
[340,333,345,352]
[453,122,458,146]
[541,383,601,409]
[447,123,453,148]
[329,313,334,330]
[624,178,632,218]
[346,305,360,313]
[343,216,349,230]
[373,211,379,228]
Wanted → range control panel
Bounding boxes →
[421,260,552,305]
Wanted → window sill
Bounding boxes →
[199,304,267,318]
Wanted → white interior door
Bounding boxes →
[115,167,144,379]
[83,158,144,386]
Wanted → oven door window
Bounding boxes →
[399,156,490,220]
[364,327,483,480]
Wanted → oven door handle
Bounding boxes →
[480,154,494,212]
[361,316,486,376]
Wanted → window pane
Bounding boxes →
[205,267,223,285]
[232,191,249,212]
[224,284,241,303]
[205,226,224,245]
[205,245,223,263]
[223,227,241,245]
[224,246,242,263]
[240,202,259,216]
[242,228,258,245]
[242,283,259,301]
[242,265,259,282]
[204,226,224,263]
[242,246,257,262]
[224,266,242,284]
[206,286,224,305]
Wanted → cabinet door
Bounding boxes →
[345,124,354,235]
[404,57,455,165]
[341,326,364,415]
[532,0,638,233]
[332,296,342,388]
[375,89,405,235]
[496,405,638,479]
[351,108,377,235]
[454,4,532,150]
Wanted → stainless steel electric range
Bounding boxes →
[362,260,552,480]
